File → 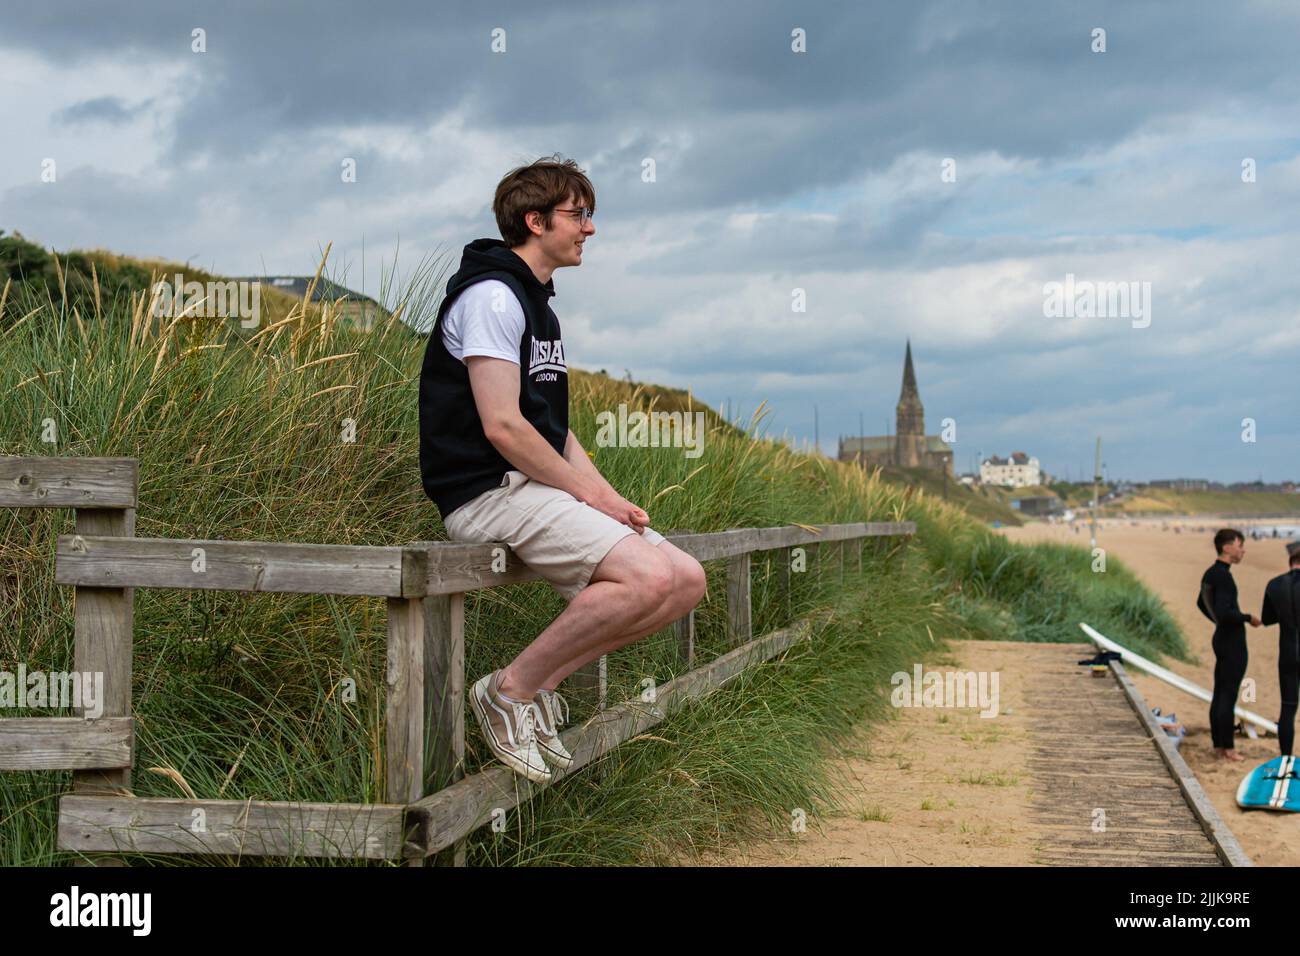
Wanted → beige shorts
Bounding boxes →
[443,470,666,602]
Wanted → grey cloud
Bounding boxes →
[53,95,151,126]
[1,0,1298,480]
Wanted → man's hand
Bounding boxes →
[581,483,650,533]
[563,429,650,532]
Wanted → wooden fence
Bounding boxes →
[1,456,915,865]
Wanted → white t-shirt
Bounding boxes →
[441,279,524,365]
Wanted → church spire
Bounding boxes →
[899,338,918,402]
[895,339,925,462]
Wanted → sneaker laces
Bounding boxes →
[512,699,538,746]
[546,690,569,729]
[533,690,568,737]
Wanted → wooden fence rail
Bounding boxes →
[2,456,915,865]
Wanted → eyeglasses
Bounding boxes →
[553,206,594,224]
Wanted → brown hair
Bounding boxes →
[1214,528,1244,554]
[493,154,596,248]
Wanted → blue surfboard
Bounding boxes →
[1236,756,1300,811]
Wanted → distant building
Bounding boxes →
[1146,478,1210,491]
[234,275,386,331]
[1011,495,1062,516]
[1226,481,1296,493]
[981,451,1042,488]
[838,340,954,477]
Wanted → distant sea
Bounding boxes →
[1246,524,1300,539]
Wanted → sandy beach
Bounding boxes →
[1001,516,1300,866]
[691,640,1043,866]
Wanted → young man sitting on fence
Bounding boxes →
[418,154,707,784]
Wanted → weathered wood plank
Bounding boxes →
[385,597,424,809]
[421,592,465,867]
[56,536,405,596]
[407,618,814,857]
[404,541,543,596]
[0,457,137,509]
[726,552,751,646]
[0,718,134,770]
[569,656,608,711]
[57,795,405,858]
[72,509,134,800]
[1106,656,1252,867]
[675,608,695,667]
[404,522,915,595]
[662,523,915,562]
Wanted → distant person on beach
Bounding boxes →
[1196,528,1262,761]
[418,155,707,784]
[1262,541,1300,756]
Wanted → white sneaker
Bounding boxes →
[532,688,575,770]
[469,670,551,784]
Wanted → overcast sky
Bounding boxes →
[3,1,1298,483]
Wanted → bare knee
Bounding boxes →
[638,556,675,608]
[678,557,707,606]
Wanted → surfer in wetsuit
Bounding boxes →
[1262,541,1300,755]
[1197,528,1261,761]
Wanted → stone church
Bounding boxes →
[837,341,954,477]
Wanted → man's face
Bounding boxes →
[531,193,595,266]
[1222,537,1246,563]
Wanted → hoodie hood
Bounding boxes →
[446,238,555,303]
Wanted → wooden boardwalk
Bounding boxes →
[1023,642,1247,866]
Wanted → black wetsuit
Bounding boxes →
[1262,568,1300,755]
[1197,559,1252,750]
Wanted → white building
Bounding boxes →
[980,451,1042,488]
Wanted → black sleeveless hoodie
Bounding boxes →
[418,238,568,519]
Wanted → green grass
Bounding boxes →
[0,240,1192,865]
[916,509,1189,662]
[956,770,1019,787]
[1111,487,1300,516]
[858,804,893,824]
[875,464,1024,526]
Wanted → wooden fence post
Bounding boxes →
[778,546,791,617]
[570,657,607,711]
[71,504,134,867]
[423,591,465,866]
[386,595,425,866]
[726,552,752,646]
[675,609,696,667]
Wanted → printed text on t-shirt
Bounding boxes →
[529,338,566,381]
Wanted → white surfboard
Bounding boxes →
[1079,622,1278,735]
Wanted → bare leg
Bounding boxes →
[497,536,705,700]
[536,543,705,690]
